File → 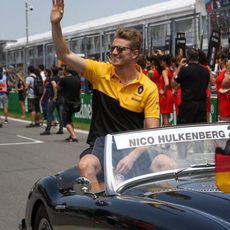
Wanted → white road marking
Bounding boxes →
[8,117,89,134]
[0,135,44,146]
[17,135,44,143]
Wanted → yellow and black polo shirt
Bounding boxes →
[84,59,159,146]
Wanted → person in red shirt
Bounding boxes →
[148,56,162,92]
[222,65,230,88]
[159,54,174,126]
[216,61,230,122]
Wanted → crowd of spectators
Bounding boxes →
[0,63,82,142]
[0,47,230,129]
[137,48,230,124]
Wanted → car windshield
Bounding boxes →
[96,123,230,193]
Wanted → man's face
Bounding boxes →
[109,38,138,67]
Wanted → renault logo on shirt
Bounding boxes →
[138,86,144,94]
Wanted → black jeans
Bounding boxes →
[46,99,63,131]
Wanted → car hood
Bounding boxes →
[123,174,230,228]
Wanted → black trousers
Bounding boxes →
[177,100,207,124]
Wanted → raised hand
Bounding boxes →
[51,0,64,24]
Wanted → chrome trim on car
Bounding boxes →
[104,134,116,195]
[116,167,214,193]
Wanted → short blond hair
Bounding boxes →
[115,27,142,51]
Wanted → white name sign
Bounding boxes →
[114,125,230,150]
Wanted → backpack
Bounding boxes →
[32,75,44,97]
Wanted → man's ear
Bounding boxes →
[132,50,140,60]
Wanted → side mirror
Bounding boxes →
[73,177,91,195]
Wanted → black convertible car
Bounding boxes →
[19,123,230,230]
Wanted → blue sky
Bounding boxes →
[0,0,166,40]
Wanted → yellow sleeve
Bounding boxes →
[144,84,160,119]
[84,59,110,87]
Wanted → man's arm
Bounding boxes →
[171,58,186,88]
[144,117,159,129]
[25,77,30,91]
[40,87,47,102]
[160,70,169,96]
[51,0,86,74]
[51,80,58,101]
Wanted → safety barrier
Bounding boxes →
[1,92,218,125]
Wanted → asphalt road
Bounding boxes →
[0,118,88,230]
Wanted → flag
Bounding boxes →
[215,142,230,193]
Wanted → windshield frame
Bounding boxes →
[104,134,117,195]
[103,123,230,195]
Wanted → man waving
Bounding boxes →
[51,0,159,191]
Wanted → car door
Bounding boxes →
[55,194,96,228]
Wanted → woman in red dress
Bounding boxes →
[159,54,174,126]
[148,56,162,92]
[216,61,230,122]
